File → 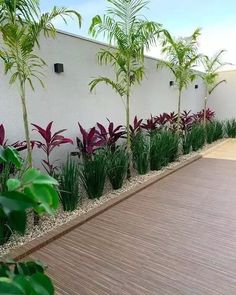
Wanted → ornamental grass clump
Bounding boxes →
[150,131,178,171]
[107,146,129,190]
[182,132,192,155]
[80,150,107,199]
[225,119,236,138]
[206,122,216,144]
[191,123,206,151]
[132,132,150,175]
[59,156,80,211]
[212,121,224,141]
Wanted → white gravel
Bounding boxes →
[0,139,225,257]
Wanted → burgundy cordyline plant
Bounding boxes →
[180,110,194,132]
[32,122,73,175]
[0,123,29,151]
[193,108,215,123]
[129,116,143,138]
[76,123,105,159]
[141,115,159,134]
[96,120,126,151]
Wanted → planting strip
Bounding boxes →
[3,139,228,261]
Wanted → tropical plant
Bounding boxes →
[96,120,126,151]
[159,28,201,133]
[225,119,236,138]
[0,260,54,295]
[212,120,224,141]
[205,122,216,144]
[0,146,59,294]
[76,123,105,159]
[150,131,178,170]
[141,115,159,134]
[190,123,206,151]
[132,132,150,175]
[0,0,81,168]
[200,50,227,126]
[89,0,161,151]
[182,131,192,155]
[0,146,23,245]
[59,156,80,211]
[107,146,129,190]
[32,122,73,176]
[193,108,215,123]
[80,150,107,199]
[0,124,29,151]
[130,116,143,138]
[180,110,194,132]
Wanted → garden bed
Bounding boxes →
[0,138,228,260]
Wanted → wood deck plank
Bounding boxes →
[28,144,236,294]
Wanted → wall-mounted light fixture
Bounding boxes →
[54,63,64,74]
[169,81,174,87]
[195,84,199,89]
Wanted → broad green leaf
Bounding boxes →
[7,179,21,191]
[0,278,24,295]
[0,192,35,215]
[22,168,41,185]
[0,264,10,277]
[13,276,34,295]
[5,147,22,168]
[29,273,54,295]
[0,146,7,163]
[24,184,59,215]
[14,261,45,276]
[8,210,27,234]
[33,175,58,186]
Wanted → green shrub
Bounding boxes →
[182,132,192,155]
[0,217,12,246]
[191,123,206,151]
[59,156,80,211]
[225,119,236,138]
[150,131,179,171]
[0,163,13,245]
[80,150,107,199]
[166,132,179,163]
[206,122,216,144]
[107,146,129,190]
[132,133,150,175]
[213,120,224,141]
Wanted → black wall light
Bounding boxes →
[169,81,174,87]
[195,84,199,89]
[54,63,64,74]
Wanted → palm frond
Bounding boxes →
[209,79,226,94]
[89,77,126,97]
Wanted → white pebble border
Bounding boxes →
[0,139,225,257]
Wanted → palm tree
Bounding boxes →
[0,0,81,167]
[200,50,227,126]
[159,28,201,133]
[89,0,161,151]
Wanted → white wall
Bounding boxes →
[0,31,205,166]
[210,70,236,119]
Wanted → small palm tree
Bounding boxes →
[89,0,161,151]
[200,50,227,126]
[159,28,201,133]
[0,0,81,167]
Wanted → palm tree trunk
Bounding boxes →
[203,92,208,127]
[20,81,39,226]
[177,89,182,134]
[126,93,131,152]
[20,81,33,168]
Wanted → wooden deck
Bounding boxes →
[29,141,236,294]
